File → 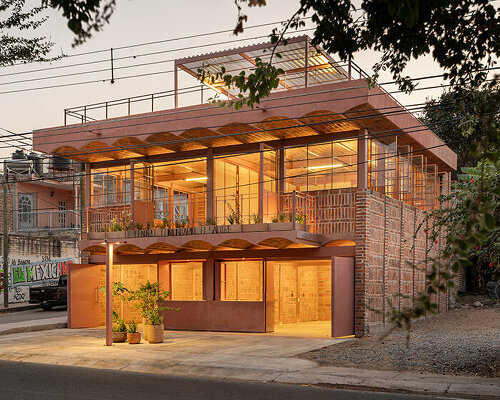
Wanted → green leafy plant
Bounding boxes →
[295,213,305,224]
[174,217,189,228]
[127,320,137,334]
[98,281,130,322]
[106,217,122,232]
[204,217,217,226]
[227,201,242,225]
[134,222,144,231]
[128,281,177,326]
[251,213,262,224]
[112,318,127,333]
[271,216,279,223]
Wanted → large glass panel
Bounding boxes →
[170,262,204,301]
[152,157,206,226]
[221,260,263,301]
[285,139,357,192]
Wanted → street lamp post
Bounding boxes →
[105,241,113,346]
[103,239,126,346]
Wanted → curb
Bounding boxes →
[0,322,67,336]
[0,305,39,314]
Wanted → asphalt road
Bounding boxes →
[0,360,458,400]
[0,307,67,324]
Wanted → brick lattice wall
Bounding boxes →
[355,189,448,336]
[308,188,357,235]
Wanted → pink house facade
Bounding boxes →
[32,37,456,337]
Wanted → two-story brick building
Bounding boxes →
[32,36,456,337]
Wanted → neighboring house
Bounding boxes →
[32,36,456,336]
[0,152,80,303]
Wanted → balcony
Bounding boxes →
[85,190,317,239]
[17,210,80,233]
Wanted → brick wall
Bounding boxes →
[308,188,356,236]
[354,188,448,336]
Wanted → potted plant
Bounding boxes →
[106,217,125,239]
[269,211,293,231]
[226,202,242,232]
[243,213,268,232]
[127,320,141,344]
[128,281,175,344]
[112,318,127,343]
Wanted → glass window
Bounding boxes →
[170,262,203,301]
[285,139,357,192]
[221,260,263,301]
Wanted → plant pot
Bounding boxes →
[112,332,127,343]
[227,224,242,233]
[268,222,293,231]
[106,231,125,239]
[242,223,268,232]
[126,230,137,238]
[88,232,105,240]
[296,224,310,232]
[127,332,141,344]
[142,319,149,340]
[147,324,164,343]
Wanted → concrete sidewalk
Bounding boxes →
[0,329,497,399]
[0,316,67,335]
[0,302,39,313]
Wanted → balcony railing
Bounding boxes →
[86,191,317,234]
[17,210,80,232]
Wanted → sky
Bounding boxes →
[0,0,462,160]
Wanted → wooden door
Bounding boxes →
[68,264,100,328]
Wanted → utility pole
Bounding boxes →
[2,170,9,308]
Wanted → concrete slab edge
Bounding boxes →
[0,322,67,336]
[0,305,39,314]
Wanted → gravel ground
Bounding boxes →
[301,307,500,377]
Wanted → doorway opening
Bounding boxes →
[269,259,331,337]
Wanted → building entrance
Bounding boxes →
[269,260,331,337]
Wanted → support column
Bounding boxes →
[304,38,309,88]
[357,129,368,189]
[258,143,264,222]
[174,64,178,108]
[84,163,91,235]
[204,256,215,301]
[206,148,214,220]
[105,242,113,346]
[130,160,135,225]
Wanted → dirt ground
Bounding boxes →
[301,306,500,377]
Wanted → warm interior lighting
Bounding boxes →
[307,164,344,170]
[185,176,208,181]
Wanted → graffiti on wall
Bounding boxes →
[0,258,74,303]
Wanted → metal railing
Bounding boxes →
[17,210,80,232]
[86,191,317,233]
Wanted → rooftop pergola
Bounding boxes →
[174,35,350,106]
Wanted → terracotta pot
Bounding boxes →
[147,324,164,343]
[242,223,268,232]
[112,332,127,343]
[127,332,141,344]
[142,319,149,341]
[268,222,293,231]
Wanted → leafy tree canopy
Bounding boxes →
[210,0,500,109]
[421,84,500,171]
[0,0,52,66]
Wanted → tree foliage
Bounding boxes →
[210,0,499,109]
[421,85,500,171]
[0,0,53,66]
[42,0,116,47]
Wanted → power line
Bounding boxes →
[0,101,445,159]
[0,18,314,75]
[0,74,485,146]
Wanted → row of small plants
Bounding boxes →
[99,211,306,232]
[101,281,176,344]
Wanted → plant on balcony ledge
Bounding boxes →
[226,202,242,232]
[242,213,268,232]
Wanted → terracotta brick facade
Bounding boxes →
[353,188,448,336]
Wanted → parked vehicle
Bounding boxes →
[29,275,67,310]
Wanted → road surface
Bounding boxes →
[0,360,459,400]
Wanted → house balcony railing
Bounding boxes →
[86,191,317,235]
[17,210,80,232]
